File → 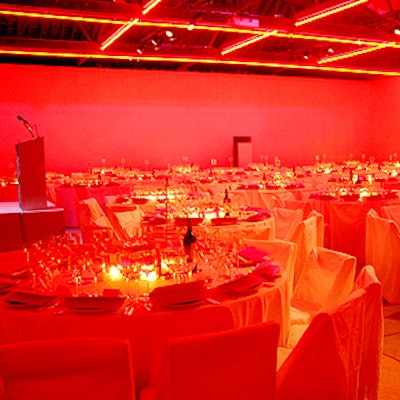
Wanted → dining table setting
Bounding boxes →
[0,227,291,395]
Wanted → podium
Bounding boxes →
[16,137,47,210]
[0,137,64,252]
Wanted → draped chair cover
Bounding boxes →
[272,207,304,241]
[243,239,298,346]
[307,209,325,247]
[291,246,356,314]
[381,204,400,226]
[277,265,383,400]
[353,265,384,400]
[365,208,400,304]
[140,321,280,400]
[78,197,117,242]
[277,289,366,400]
[0,337,136,400]
[289,215,318,291]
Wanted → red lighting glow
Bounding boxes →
[295,0,368,27]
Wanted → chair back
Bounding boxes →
[381,204,400,227]
[0,337,136,400]
[290,215,318,290]
[272,207,303,241]
[143,321,279,400]
[366,208,400,304]
[277,288,367,400]
[353,265,383,400]
[307,209,325,247]
[291,246,356,313]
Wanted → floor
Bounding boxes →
[379,302,400,399]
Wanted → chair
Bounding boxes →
[381,203,400,227]
[0,337,136,400]
[277,288,366,400]
[110,206,144,239]
[78,197,117,243]
[366,208,400,304]
[139,321,280,400]
[307,209,325,247]
[243,239,298,345]
[277,265,383,400]
[291,246,356,314]
[353,265,384,400]
[285,199,314,219]
[272,207,304,241]
[289,215,318,291]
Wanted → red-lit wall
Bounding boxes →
[0,63,380,175]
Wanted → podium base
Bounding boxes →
[0,202,64,252]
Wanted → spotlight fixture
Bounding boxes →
[394,27,400,35]
[165,30,174,38]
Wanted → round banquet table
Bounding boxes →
[0,251,289,397]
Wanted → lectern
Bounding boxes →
[16,136,47,210]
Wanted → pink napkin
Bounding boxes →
[238,246,269,263]
[150,280,206,308]
[253,261,281,279]
[217,274,264,295]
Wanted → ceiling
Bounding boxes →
[1,0,400,80]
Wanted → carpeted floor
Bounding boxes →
[379,303,400,399]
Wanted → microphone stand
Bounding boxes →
[23,122,35,139]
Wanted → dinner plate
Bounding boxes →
[62,296,125,313]
[4,291,58,308]
[156,299,204,310]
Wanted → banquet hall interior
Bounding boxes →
[1,0,400,399]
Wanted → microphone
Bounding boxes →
[17,115,31,125]
[17,115,35,138]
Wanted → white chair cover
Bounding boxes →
[291,246,356,313]
[272,207,304,241]
[381,204,400,226]
[289,215,318,290]
[365,208,400,304]
[243,239,298,345]
[278,265,383,400]
[0,337,136,400]
[307,209,325,247]
[140,321,279,400]
[353,265,383,400]
[277,288,366,400]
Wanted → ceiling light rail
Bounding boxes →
[318,43,391,64]
[294,0,369,27]
[2,47,400,77]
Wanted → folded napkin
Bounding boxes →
[175,217,203,226]
[252,261,281,279]
[211,217,238,226]
[150,280,206,308]
[217,274,263,295]
[238,246,269,263]
[0,279,16,293]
